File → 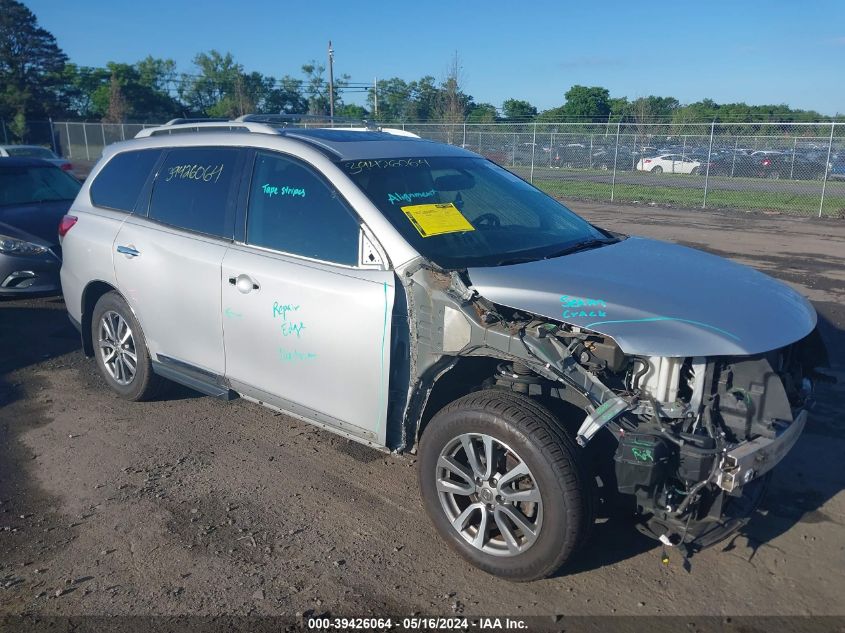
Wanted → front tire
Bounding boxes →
[418,390,593,581]
[91,291,165,401]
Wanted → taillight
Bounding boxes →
[60,163,73,171]
[58,215,78,239]
[644,159,652,163]
[762,159,771,166]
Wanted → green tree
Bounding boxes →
[135,56,177,94]
[501,99,536,120]
[560,85,610,121]
[466,102,497,123]
[628,95,679,121]
[0,0,69,126]
[300,61,349,115]
[61,63,109,118]
[88,61,181,121]
[608,97,629,119]
[180,51,244,117]
[368,77,413,121]
[336,103,368,120]
[536,105,567,122]
[264,75,307,114]
[406,76,440,121]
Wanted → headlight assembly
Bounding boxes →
[0,235,48,256]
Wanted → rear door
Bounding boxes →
[221,150,394,444]
[664,154,677,173]
[113,146,243,376]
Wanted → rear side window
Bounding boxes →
[148,147,240,238]
[246,152,360,265]
[90,149,162,212]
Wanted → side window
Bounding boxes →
[246,152,360,266]
[148,147,240,238]
[90,149,162,212]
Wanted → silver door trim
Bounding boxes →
[231,379,383,448]
[225,240,391,282]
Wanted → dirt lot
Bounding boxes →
[1,203,843,621]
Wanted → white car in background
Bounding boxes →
[636,153,701,174]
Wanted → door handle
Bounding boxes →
[228,274,260,294]
[116,245,140,257]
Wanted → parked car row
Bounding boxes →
[475,138,842,181]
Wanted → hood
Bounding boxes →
[0,200,71,246]
[467,236,816,357]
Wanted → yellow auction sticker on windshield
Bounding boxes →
[401,203,476,238]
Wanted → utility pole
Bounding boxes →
[373,77,378,117]
[328,40,335,120]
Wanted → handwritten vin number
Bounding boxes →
[165,163,224,183]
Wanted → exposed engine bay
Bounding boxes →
[394,267,830,551]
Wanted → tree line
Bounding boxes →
[1,0,840,142]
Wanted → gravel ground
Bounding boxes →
[1,203,843,621]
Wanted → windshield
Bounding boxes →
[5,146,56,159]
[340,156,608,268]
[0,165,81,206]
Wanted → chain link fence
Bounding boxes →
[3,119,842,218]
[400,121,844,218]
[0,119,155,165]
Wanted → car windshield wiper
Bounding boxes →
[541,237,617,260]
[491,237,617,267]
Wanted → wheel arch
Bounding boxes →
[413,356,501,448]
[80,280,119,357]
[412,356,588,450]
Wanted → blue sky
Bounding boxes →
[26,0,845,115]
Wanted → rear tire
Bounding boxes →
[651,166,663,174]
[418,390,593,581]
[91,291,165,401]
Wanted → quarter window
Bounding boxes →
[90,149,162,212]
[148,147,240,238]
[246,152,360,266]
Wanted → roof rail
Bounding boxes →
[133,114,420,140]
[135,120,281,138]
[164,117,230,125]
[236,113,379,130]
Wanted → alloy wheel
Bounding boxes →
[98,310,137,385]
[436,433,543,557]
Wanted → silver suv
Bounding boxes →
[60,116,827,581]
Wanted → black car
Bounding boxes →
[0,158,81,296]
[592,146,638,171]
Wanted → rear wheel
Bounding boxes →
[418,390,593,581]
[651,165,663,174]
[690,167,700,175]
[91,291,165,401]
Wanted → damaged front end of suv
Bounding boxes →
[391,235,828,561]
[338,148,829,580]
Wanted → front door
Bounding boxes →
[221,151,394,444]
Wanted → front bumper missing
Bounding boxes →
[716,410,807,492]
